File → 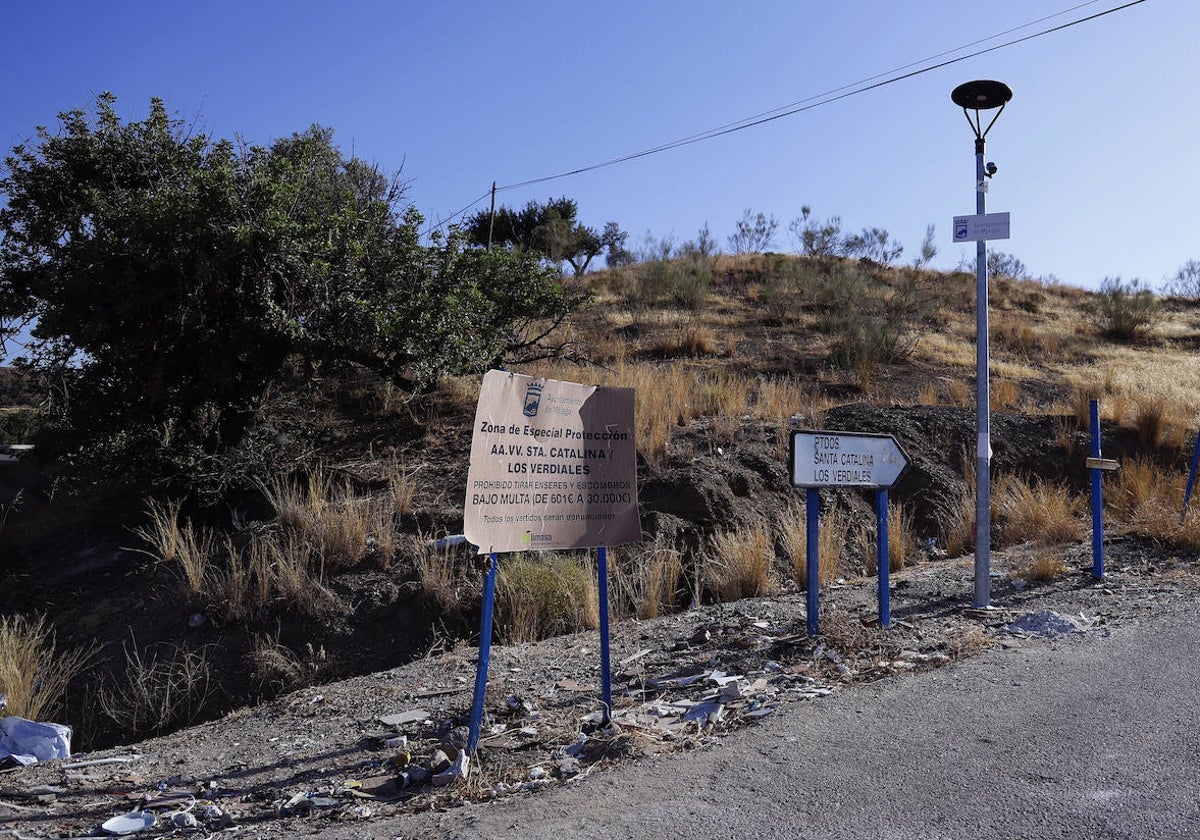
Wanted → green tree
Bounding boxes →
[0,95,581,495]
[464,197,627,276]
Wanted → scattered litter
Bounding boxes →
[169,810,198,828]
[378,709,430,727]
[432,751,470,786]
[61,755,133,769]
[100,810,156,835]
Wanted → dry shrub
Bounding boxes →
[100,638,213,738]
[416,541,477,616]
[248,630,325,691]
[917,381,938,406]
[990,379,1020,411]
[134,499,215,593]
[495,554,598,644]
[1134,394,1167,447]
[782,503,846,590]
[612,537,683,619]
[0,614,97,721]
[993,473,1085,547]
[1012,548,1069,583]
[1109,459,1200,549]
[947,378,971,407]
[862,502,919,574]
[706,521,776,602]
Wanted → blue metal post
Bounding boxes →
[1089,400,1104,580]
[597,546,613,723]
[876,489,891,628]
[806,488,820,636]
[466,553,498,757]
[1182,432,1200,524]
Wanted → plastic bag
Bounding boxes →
[0,715,72,765]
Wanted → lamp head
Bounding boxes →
[951,80,1013,111]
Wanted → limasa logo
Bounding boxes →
[521,531,553,545]
[523,381,544,418]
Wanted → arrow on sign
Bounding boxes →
[789,431,910,489]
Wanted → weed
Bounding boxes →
[993,474,1085,546]
[1082,276,1163,341]
[0,614,97,721]
[1012,548,1069,583]
[706,521,776,602]
[611,537,683,620]
[495,554,598,644]
[100,637,213,738]
[249,629,325,691]
[782,503,845,589]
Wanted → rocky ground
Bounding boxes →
[3,532,1194,839]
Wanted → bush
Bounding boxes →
[727,209,778,255]
[1082,277,1163,341]
[495,554,598,643]
[0,614,96,721]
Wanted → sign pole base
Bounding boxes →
[466,553,498,757]
[597,546,613,724]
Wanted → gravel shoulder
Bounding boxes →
[3,537,1195,839]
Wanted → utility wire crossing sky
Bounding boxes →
[2,0,1194,289]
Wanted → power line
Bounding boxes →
[495,0,1146,193]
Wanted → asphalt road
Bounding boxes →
[394,599,1200,840]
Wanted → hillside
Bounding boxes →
[3,252,1200,769]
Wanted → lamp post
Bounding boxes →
[951,79,1011,609]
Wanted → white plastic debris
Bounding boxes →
[100,810,156,835]
[432,750,470,786]
[0,716,71,765]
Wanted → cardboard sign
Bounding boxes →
[463,370,641,553]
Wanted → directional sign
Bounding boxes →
[789,431,910,489]
[952,212,1010,243]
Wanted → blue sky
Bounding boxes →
[3,0,1194,290]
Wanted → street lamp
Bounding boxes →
[951,79,1011,609]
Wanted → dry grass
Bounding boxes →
[99,638,213,738]
[415,540,477,615]
[993,473,1086,547]
[861,502,919,575]
[1012,548,1070,583]
[248,629,325,691]
[495,554,599,644]
[705,521,776,602]
[947,378,971,407]
[990,378,1020,411]
[133,499,216,593]
[0,614,97,721]
[781,502,848,589]
[942,450,977,558]
[612,537,683,620]
[1107,459,1200,549]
